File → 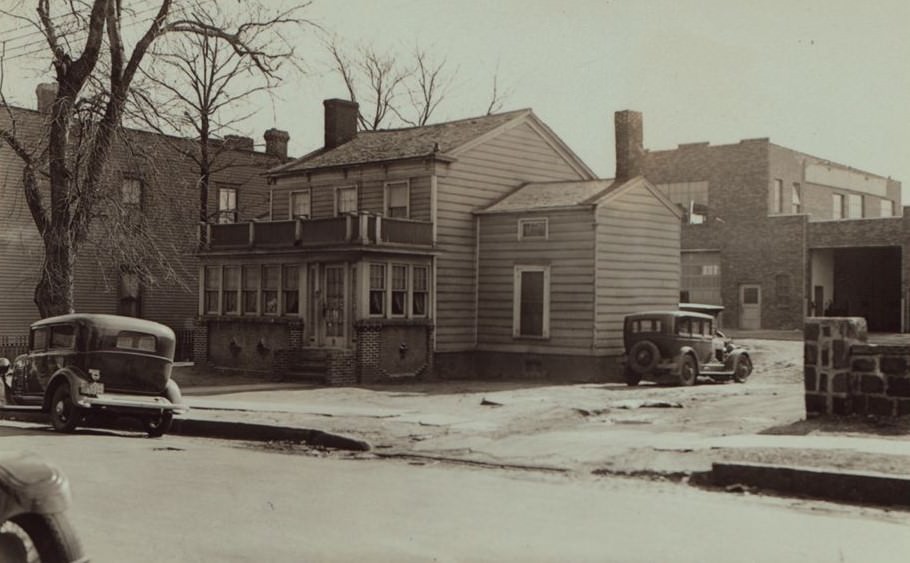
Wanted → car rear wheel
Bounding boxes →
[628,340,660,375]
[2,512,85,563]
[144,412,174,438]
[733,355,753,383]
[50,385,79,433]
[678,355,697,387]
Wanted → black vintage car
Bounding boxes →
[622,310,753,387]
[0,314,186,437]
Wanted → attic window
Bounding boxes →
[518,218,548,240]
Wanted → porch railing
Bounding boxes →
[206,214,433,250]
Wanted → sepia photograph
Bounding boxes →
[1,0,909,561]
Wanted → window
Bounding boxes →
[631,319,662,333]
[50,325,75,349]
[412,266,428,317]
[369,264,386,316]
[335,186,357,215]
[283,265,299,315]
[518,218,548,240]
[771,179,783,214]
[385,181,409,218]
[513,265,549,338]
[881,199,895,218]
[792,182,801,214]
[676,318,692,337]
[847,193,863,219]
[204,266,220,314]
[391,264,408,316]
[742,286,760,305]
[31,328,48,350]
[262,265,280,314]
[116,331,156,352]
[681,252,721,305]
[223,266,240,314]
[242,265,259,314]
[290,190,311,219]
[121,178,142,206]
[833,193,845,219]
[217,187,238,224]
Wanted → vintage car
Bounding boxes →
[622,310,753,386]
[0,313,186,437]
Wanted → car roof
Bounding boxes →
[625,310,715,321]
[31,314,175,339]
[679,303,725,316]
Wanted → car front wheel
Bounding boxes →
[733,355,753,383]
[144,412,174,438]
[49,385,80,433]
[678,355,697,387]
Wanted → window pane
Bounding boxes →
[520,219,547,239]
[205,266,220,290]
[32,329,48,350]
[337,187,357,214]
[413,267,428,291]
[387,183,408,217]
[283,265,298,290]
[223,266,240,290]
[743,287,759,304]
[291,191,310,218]
[122,178,141,205]
[218,187,237,223]
[370,264,386,290]
[263,266,280,290]
[392,265,408,290]
[50,325,75,349]
[519,271,544,336]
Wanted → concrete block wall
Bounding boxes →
[804,316,910,417]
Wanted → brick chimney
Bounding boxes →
[615,110,644,182]
[223,135,254,151]
[36,83,57,113]
[264,128,290,161]
[323,99,359,150]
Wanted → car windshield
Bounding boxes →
[115,331,157,352]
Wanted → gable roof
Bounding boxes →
[269,108,596,179]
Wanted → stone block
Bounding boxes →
[881,356,909,376]
[804,393,827,416]
[886,376,910,397]
[804,366,816,391]
[818,373,828,393]
[898,399,910,417]
[822,325,831,337]
[804,343,817,366]
[833,340,848,369]
[821,348,829,367]
[861,374,885,394]
[868,397,895,417]
[852,395,868,415]
[804,322,820,342]
[831,396,851,416]
[851,357,877,373]
[832,373,849,393]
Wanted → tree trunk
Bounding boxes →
[34,230,76,318]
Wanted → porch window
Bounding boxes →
[223,266,240,314]
[217,186,238,224]
[283,265,299,315]
[412,266,428,317]
[513,265,550,338]
[204,266,220,314]
[369,264,386,316]
[290,190,311,219]
[242,265,259,314]
[391,264,408,316]
[263,265,280,314]
[385,181,409,218]
[336,186,357,215]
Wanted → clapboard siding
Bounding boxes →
[595,182,681,354]
[475,209,596,354]
[435,119,589,351]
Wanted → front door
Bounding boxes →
[323,264,347,347]
[739,284,761,329]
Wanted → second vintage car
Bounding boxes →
[0,313,186,437]
[622,309,753,387]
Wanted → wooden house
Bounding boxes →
[196,102,682,383]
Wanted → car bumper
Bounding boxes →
[73,392,188,415]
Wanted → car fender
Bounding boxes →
[42,368,85,412]
[723,348,750,370]
[674,346,700,372]
[164,378,184,407]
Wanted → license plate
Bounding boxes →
[80,382,104,396]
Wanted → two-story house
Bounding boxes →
[195,103,682,383]
[638,120,907,332]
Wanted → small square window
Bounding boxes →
[121,178,142,206]
[518,218,548,240]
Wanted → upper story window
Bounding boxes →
[217,186,238,224]
[121,178,142,207]
[290,190,311,219]
[847,193,863,219]
[335,186,358,215]
[833,193,845,219]
[518,218,548,240]
[657,181,708,224]
[384,181,409,218]
[881,199,895,218]
[791,182,801,214]
[771,179,783,214]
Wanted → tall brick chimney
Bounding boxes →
[323,99,359,150]
[36,82,57,113]
[264,128,290,161]
[223,134,254,151]
[615,110,644,181]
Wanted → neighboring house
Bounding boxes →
[0,84,289,357]
[195,103,682,382]
[638,124,907,332]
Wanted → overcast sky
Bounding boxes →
[3,0,909,198]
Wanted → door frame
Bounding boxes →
[739,284,762,329]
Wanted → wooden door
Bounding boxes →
[739,284,761,329]
[323,264,347,347]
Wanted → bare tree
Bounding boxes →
[0,0,307,318]
[328,40,409,131]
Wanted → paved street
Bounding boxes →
[1,423,908,562]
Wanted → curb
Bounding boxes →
[712,461,910,508]
[0,410,370,452]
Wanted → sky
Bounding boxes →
[2,0,909,198]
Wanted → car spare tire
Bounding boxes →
[628,340,660,375]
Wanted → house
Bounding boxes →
[0,84,288,358]
[636,123,907,332]
[195,102,682,382]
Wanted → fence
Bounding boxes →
[174,329,195,363]
[0,335,28,360]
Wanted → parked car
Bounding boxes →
[0,314,186,437]
[622,310,752,386]
[0,452,85,562]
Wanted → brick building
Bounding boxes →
[634,113,906,332]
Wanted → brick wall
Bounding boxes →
[804,316,910,417]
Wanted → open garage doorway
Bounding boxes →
[810,246,902,332]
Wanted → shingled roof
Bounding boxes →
[270,108,531,174]
[479,179,620,214]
